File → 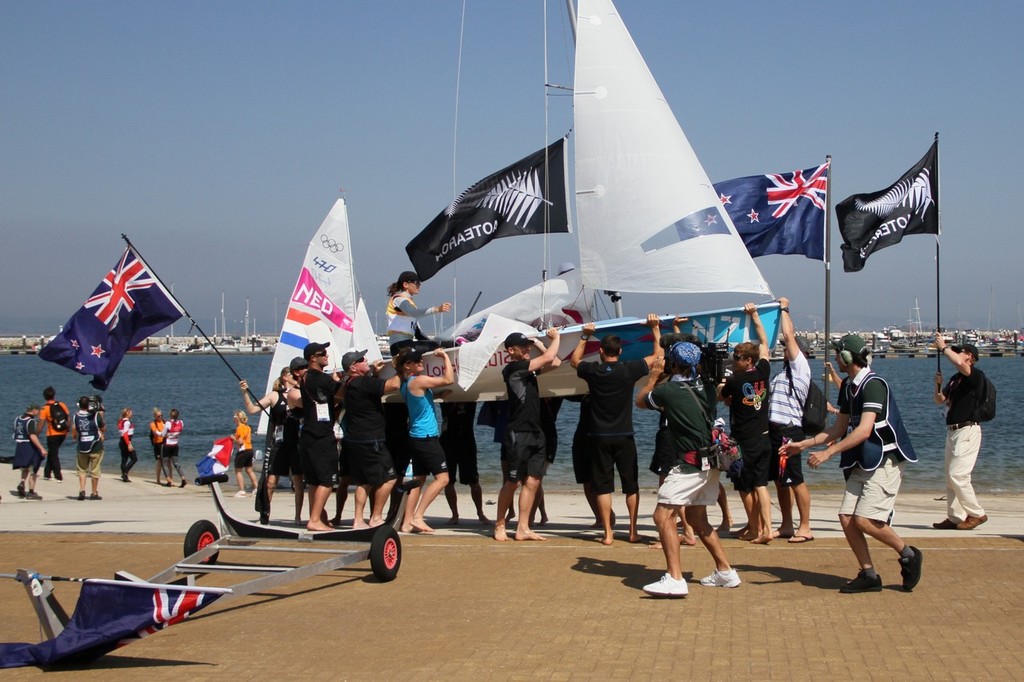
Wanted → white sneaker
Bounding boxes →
[234,490,248,498]
[642,573,689,598]
[699,569,741,588]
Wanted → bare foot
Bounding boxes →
[680,534,697,546]
[410,519,434,534]
[737,528,757,542]
[628,533,644,544]
[716,521,732,535]
[494,524,509,542]
[353,519,369,529]
[589,519,603,529]
[750,534,772,545]
[773,527,794,539]
[306,521,333,532]
[599,535,614,546]
[368,517,384,528]
[446,517,460,526]
[515,530,547,541]
[328,517,341,527]
[650,541,663,550]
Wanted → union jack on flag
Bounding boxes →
[84,248,159,326]
[39,244,184,389]
[714,162,829,260]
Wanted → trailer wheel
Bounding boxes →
[184,519,220,564]
[369,525,401,582]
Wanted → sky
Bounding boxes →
[3,0,1023,337]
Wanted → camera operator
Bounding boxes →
[72,395,106,501]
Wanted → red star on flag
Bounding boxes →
[746,209,760,223]
[91,345,105,358]
[704,212,718,226]
[75,362,85,370]
[71,339,80,349]
[719,193,732,205]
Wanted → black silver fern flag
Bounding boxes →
[836,141,939,272]
[406,138,570,280]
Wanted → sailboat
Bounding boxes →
[396,0,780,400]
[257,198,381,434]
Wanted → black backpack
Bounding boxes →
[801,380,827,435]
[973,371,996,422]
[49,402,69,432]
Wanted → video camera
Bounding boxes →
[698,342,730,385]
[79,394,104,415]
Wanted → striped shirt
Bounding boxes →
[768,352,810,427]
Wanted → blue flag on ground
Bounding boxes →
[0,579,226,668]
[713,163,829,260]
[38,246,184,390]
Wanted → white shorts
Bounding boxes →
[839,456,904,523]
[656,469,720,507]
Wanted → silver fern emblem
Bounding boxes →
[854,168,934,220]
[445,168,548,229]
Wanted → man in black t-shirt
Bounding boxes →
[342,349,401,529]
[718,303,773,544]
[298,341,342,532]
[932,336,988,530]
[494,327,560,542]
[571,314,661,545]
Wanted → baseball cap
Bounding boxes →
[395,347,426,365]
[342,349,368,371]
[397,271,420,286]
[303,341,331,360]
[950,343,979,361]
[503,332,533,349]
[289,356,308,372]
[832,334,868,357]
[669,342,702,368]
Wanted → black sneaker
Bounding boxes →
[899,546,923,591]
[90,493,102,501]
[839,570,883,593]
[179,480,187,488]
[26,491,43,500]
[78,490,86,501]
[17,483,25,498]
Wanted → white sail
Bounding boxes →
[574,0,772,296]
[258,198,369,434]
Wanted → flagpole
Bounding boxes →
[823,154,833,406]
[119,234,269,415]
[934,132,942,371]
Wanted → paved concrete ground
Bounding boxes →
[2,468,1022,679]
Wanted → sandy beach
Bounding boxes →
[2,468,1022,679]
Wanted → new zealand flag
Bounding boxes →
[406,138,570,281]
[0,579,226,668]
[713,163,829,260]
[38,246,184,390]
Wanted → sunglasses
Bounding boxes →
[313,351,327,357]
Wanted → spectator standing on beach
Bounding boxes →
[72,396,105,501]
[637,343,740,597]
[932,335,988,530]
[395,346,454,534]
[40,386,69,482]
[570,314,661,545]
[298,341,343,532]
[149,408,167,485]
[494,329,561,542]
[440,401,490,525]
[767,298,815,544]
[341,349,401,528]
[232,411,258,496]
[719,303,773,545]
[160,408,187,488]
[241,360,305,525]
[782,334,923,593]
[117,407,137,483]
[13,404,47,499]
[385,270,451,355]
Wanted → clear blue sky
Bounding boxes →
[3,1,1022,336]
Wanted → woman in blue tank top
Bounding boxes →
[394,346,454,533]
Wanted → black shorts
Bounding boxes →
[269,440,301,477]
[299,432,339,488]
[345,439,398,486]
[769,423,806,487]
[571,429,593,484]
[504,431,547,483]
[648,426,675,477]
[338,441,351,479]
[408,436,448,477]
[234,449,254,469]
[590,435,639,496]
[736,434,771,491]
[162,444,180,459]
[440,431,479,485]
[152,442,164,459]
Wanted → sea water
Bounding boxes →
[2,354,1020,494]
